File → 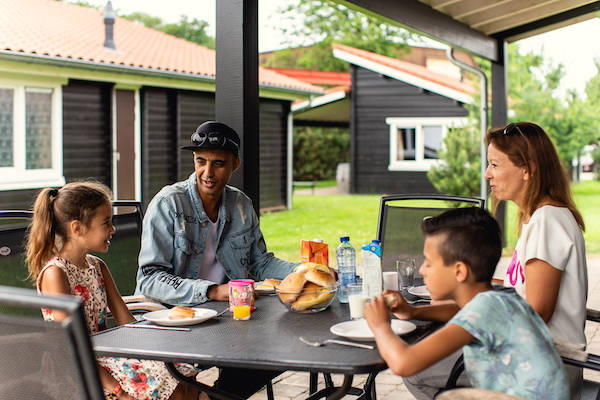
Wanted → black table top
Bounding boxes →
[93,295,434,375]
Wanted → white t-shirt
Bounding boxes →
[197,217,227,284]
[504,205,587,346]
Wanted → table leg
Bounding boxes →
[305,374,356,400]
[363,371,379,400]
[164,362,244,400]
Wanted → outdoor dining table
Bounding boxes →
[93,294,436,400]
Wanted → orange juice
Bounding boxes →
[233,305,251,320]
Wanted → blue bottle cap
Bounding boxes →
[371,239,381,245]
[340,236,349,242]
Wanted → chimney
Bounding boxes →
[103,1,116,50]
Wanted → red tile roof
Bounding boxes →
[332,43,474,96]
[0,0,322,94]
[266,68,351,87]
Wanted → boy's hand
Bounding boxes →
[364,294,390,331]
[382,290,414,320]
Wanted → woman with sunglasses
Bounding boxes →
[485,121,587,398]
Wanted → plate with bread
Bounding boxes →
[254,278,280,294]
[143,306,218,326]
[330,319,416,341]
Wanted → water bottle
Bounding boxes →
[361,240,382,297]
[336,236,356,303]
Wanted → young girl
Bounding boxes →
[25,182,204,400]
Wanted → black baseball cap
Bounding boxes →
[181,121,240,157]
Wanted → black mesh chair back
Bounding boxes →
[99,201,144,296]
[0,285,104,400]
[376,195,485,275]
[0,200,143,297]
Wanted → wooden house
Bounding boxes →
[0,0,322,212]
[291,44,475,194]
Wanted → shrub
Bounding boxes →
[427,123,481,198]
[592,146,600,180]
[293,126,349,181]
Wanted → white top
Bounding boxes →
[198,217,226,284]
[504,205,587,346]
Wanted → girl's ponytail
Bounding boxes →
[26,188,60,281]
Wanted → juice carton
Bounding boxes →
[301,239,329,266]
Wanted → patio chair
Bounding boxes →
[0,285,104,400]
[0,201,164,315]
[376,194,485,274]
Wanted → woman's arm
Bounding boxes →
[524,258,562,322]
[365,295,472,376]
[99,261,136,325]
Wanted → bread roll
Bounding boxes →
[168,306,196,320]
[294,262,329,274]
[305,269,336,289]
[277,272,307,303]
[255,278,280,290]
[291,284,334,311]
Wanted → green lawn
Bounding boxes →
[261,180,600,265]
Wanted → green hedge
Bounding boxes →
[293,126,349,181]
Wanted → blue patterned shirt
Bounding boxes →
[449,288,569,399]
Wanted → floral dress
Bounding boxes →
[37,255,181,400]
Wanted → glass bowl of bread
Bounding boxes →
[275,263,337,313]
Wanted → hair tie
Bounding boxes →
[49,188,58,197]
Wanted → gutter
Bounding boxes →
[446,47,488,201]
[0,50,322,97]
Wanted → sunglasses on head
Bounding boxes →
[191,131,239,151]
[502,123,525,137]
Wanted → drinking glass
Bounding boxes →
[382,271,399,291]
[347,282,368,320]
[396,259,415,291]
[228,280,253,320]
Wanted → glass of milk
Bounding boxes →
[348,282,368,319]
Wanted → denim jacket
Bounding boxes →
[135,173,297,306]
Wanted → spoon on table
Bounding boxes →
[299,336,374,350]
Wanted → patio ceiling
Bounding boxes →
[336,0,600,61]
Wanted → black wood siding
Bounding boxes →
[0,80,112,211]
[63,80,112,184]
[259,100,288,210]
[351,66,469,194]
[140,88,178,208]
[177,91,215,181]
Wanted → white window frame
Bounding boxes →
[386,116,468,172]
[0,80,64,190]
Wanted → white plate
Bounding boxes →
[330,319,416,342]
[254,281,276,294]
[408,285,431,299]
[143,308,218,326]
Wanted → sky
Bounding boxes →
[77,0,600,98]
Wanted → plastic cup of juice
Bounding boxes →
[228,280,252,320]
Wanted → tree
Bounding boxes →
[265,0,413,71]
[122,12,215,49]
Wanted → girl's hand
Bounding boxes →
[364,294,390,331]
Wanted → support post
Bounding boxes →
[491,39,508,245]
[216,0,260,215]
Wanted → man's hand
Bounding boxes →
[207,284,229,301]
[364,294,390,331]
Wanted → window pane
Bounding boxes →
[397,128,416,161]
[0,88,13,167]
[423,125,443,159]
[26,89,52,169]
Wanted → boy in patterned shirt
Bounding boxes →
[364,207,568,399]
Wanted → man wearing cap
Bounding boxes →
[134,121,297,397]
[135,120,297,304]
